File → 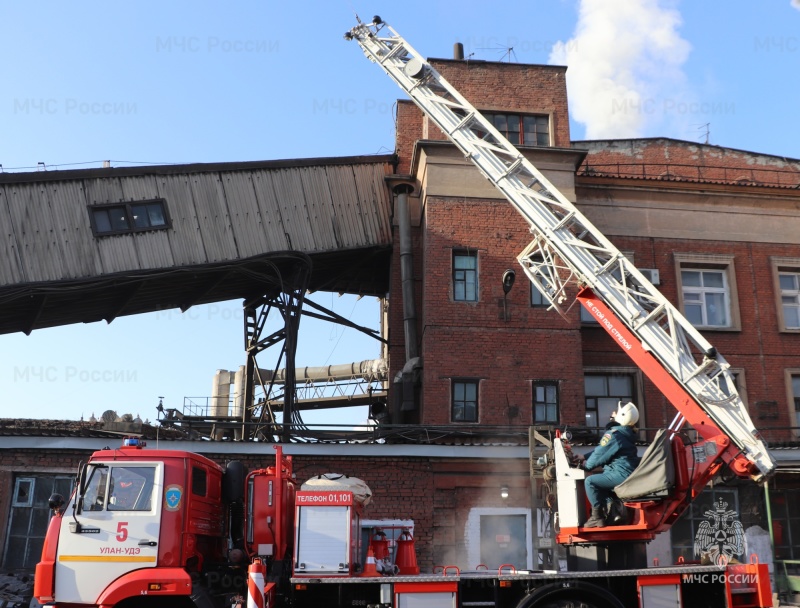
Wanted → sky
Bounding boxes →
[0,1,798,425]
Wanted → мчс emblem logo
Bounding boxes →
[694,498,745,566]
[164,484,183,511]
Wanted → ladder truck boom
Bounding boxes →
[346,16,774,483]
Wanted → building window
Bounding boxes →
[584,372,636,430]
[89,199,170,236]
[533,381,559,423]
[772,258,800,331]
[768,487,800,560]
[579,303,599,324]
[452,379,479,422]
[12,478,35,507]
[675,254,740,330]
[793,375,800,428]
[785,370,800,434]
[484,113,550,147]
[723,369,748,410]
[531,282,547,307]
[671,488,740,564]
[466,508,534,571]
[3,475,73,569]
[780,272,800,328]
[453,250,478,302]
[681,269,729,326]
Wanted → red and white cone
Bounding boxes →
[247,558,267,608]
[361,546,379,577]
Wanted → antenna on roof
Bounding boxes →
[697,123,710,144]
[477,44,517,63]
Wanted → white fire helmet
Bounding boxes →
[613,401,639,427]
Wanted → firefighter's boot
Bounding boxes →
[608,499,627,525]
[583,506,606,528]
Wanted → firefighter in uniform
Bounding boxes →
[578,401,640,528]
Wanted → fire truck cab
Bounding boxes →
[35,438,229,606]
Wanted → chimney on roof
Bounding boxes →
[454,42,464,60]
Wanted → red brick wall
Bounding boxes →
[391,70,800,437]
[389,58,575,426]
[394,60,570,175]
[577,138,800,187]
[418,196,585,426]
[431,60,571,148]
[573,233,800,440]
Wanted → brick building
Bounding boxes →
[3,54,800,590]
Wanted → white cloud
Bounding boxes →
[550,0,691,139]
[792,0,800,11]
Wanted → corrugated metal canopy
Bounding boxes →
[0,155,396,334]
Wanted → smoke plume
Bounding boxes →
[550,0,691,139]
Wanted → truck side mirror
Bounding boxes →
[48,493,66,515]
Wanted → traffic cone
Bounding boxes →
[361,546,379,577]
[395,529,419,575]
[247,558,266,608]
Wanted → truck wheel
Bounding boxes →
[514,581,625,608]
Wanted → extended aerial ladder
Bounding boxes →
[347,17,775,545]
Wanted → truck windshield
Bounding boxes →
[81,465,156,511]
[81,466,109,512]
[108,466,156,511]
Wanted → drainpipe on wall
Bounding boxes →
[395,183,419,361]
[392,182,422,420]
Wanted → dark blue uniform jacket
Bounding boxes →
[584,425,640,476]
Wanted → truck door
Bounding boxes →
[54,461,163,604]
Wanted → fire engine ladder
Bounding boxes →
[347,17,774,479]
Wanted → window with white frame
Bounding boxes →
[772,258,800,331]
[780,273,800,328]
[681,269,730,326]
[675,254,739,330]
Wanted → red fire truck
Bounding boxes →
[33,437,772,608]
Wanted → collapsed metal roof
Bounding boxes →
[0,155,396,334]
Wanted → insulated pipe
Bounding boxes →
[256,359,388,384]
[394,183,419,361]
